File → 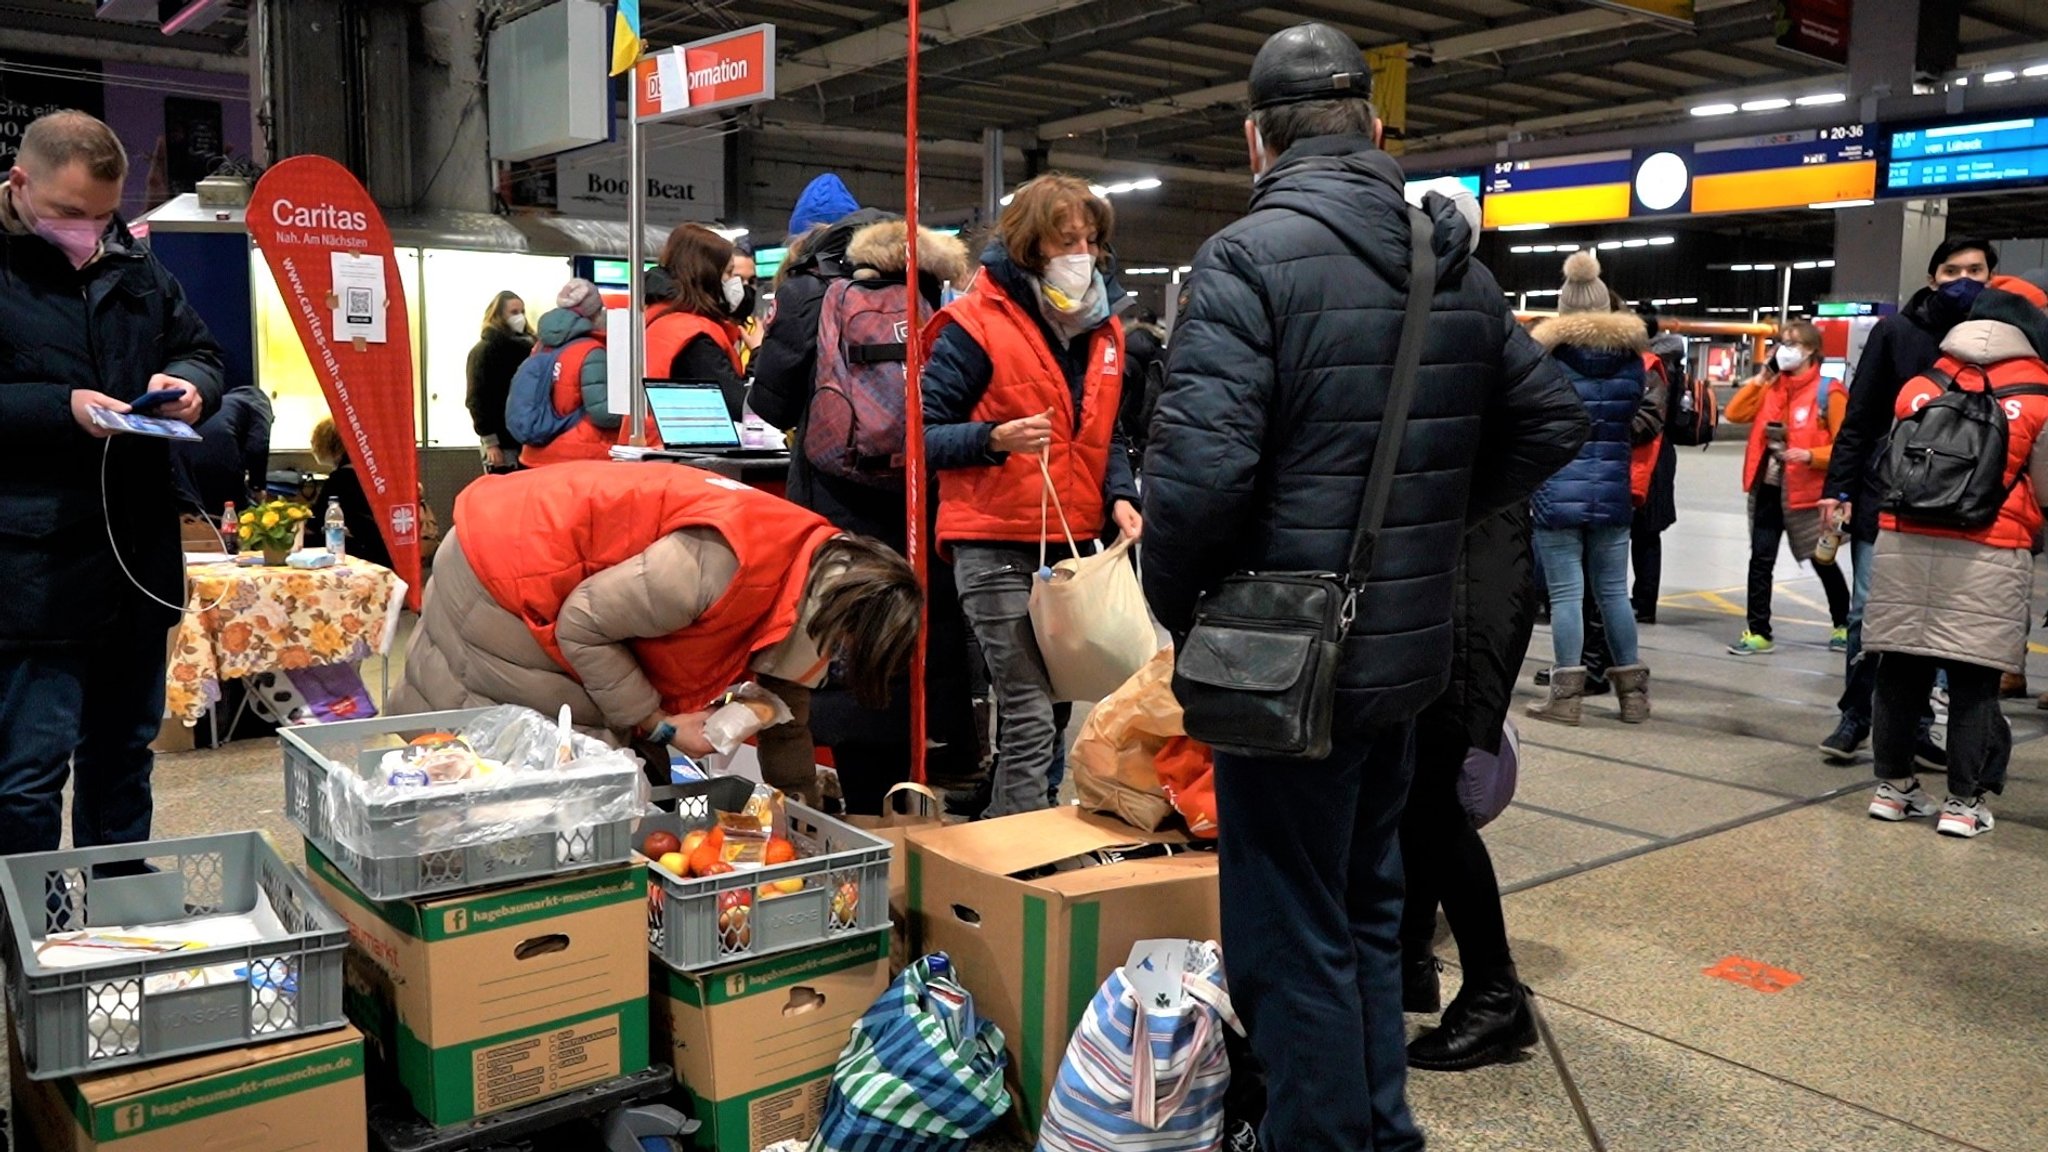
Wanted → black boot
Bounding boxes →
[1406,970,1537,1071]
[1403,954,1442,1014]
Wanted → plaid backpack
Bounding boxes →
[802,278,928,489]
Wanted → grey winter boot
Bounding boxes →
[1526,667,1586,726]
[1609,664,1651,723]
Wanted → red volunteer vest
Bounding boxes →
[644,306,743,451]
[459,462,841,714]
[517,339,650,468]
[1741,365,1833,510]
[1630,352,1666,507]
[927,274,1124,551]
[1882,356,2048,551]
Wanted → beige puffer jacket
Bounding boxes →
[1863,318,2048,674]
[389,523,829,740]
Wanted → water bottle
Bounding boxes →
[220,501,238,554]
[324,498,347,558]
[1813,506,1844,566]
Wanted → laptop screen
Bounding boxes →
[646,384,742,449]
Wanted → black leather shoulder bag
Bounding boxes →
[1171,204,1437,761]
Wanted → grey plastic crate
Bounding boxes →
[642,782,892,973]
[0,831,349,1080]
[280,709,638,900]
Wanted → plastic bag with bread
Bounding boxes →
[702,683,795,755]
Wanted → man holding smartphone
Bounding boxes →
[0,110,225,854]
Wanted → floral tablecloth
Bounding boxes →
[165,558,408,725]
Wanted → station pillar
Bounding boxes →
[1831,0,1959,305]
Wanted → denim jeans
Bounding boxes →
[0,621,170,854]
[954,543,1068,818]
[1216,718,1423,1152]
[1839,538,1879,727]
[1533,524,1639,669]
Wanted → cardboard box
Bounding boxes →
[652,931,889,1152]
[9,1024,366,1152]
[303,845,649,1126]
[907,807,1219,1135]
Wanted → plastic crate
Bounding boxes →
[281,709,639,901]
[641,780,892,973]
[0,831,349,1080]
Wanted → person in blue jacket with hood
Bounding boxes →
[1526,250,1653,726]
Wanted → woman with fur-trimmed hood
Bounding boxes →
[752,215,972,540]
[1526,251,1653,726]
[747,209,980,813]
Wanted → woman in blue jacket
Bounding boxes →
[1527,251,1652,725]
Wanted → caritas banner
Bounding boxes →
[247,156,422,606]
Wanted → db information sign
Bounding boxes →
[635,23,776,123]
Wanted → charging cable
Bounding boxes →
[101,436,233,616]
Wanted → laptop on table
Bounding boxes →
[640,382,785,460]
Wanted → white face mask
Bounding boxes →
[722,276,746,312]
[505,312,526,334]
[1774,345,1807,372]
[1044,253,1095,299]
[1250,125,1271,184]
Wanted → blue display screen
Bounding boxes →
[1485,151,1632,196]
[1884,115,2048,195]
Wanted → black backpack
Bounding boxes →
[1878,366,2048,529]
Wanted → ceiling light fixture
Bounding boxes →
[1794,261,1820,269]
[1622,238,1649,248]
[1510,245,1535,254]
[1796,92,1847,106]
[1986,70,2017,83]
[1810,198,1874,209]
[1498,223,1550,232]
[1754,264,1778,271]
[1820,259,1836,268]
[1730,264,1754,271]
[1740,97,1792,112]
[1691,103,1739,117]
[2026,64,2048,78]
[1649,236,1677,246]
[1597,240,1623,250]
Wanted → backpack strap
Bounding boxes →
[847,342,908,364]
[1990,383,2048,400]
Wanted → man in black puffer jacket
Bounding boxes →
[1142,24,1586,1152]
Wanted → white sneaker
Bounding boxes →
[1870,780,1940,822]
[1937,795,1995,838]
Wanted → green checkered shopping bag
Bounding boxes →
[808,953,1011,1152]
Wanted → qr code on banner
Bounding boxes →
[345,287,372,324]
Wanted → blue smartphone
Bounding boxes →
[130,388,184,413]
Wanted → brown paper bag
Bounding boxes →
[844,781,949,973]
[1069,648,1183,832]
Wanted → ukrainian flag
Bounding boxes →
[610,0,642,76]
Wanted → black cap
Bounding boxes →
[1248,23,1373,111]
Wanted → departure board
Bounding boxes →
[1884,115,2048,196]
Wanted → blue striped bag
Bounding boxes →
[1037,941,1241,1152]
[808,953,1011,1152]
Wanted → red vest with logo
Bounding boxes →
[516,339,653,468]
[1741,365,1833,510]
[644,305,743,451]
[927,275,1124,550]
[459,462,841,714]
[1883,356,2048,550]
[1630,352,1667,506]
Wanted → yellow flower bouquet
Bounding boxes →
[239,497,312,563]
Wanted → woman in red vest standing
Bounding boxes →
[387,462,920,804]
[923,174,1141,818]
[1723,321,1850,656]
[646,224,751,424]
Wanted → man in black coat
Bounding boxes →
[0,112,226,854]
[1815,237,1995,760]
[1142,24,1586,1151]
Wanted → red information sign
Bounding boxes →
[635,24,777,122]
[246,156,422,606]
[1775,0,1851,67]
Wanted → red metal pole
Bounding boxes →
[903,0,929,786]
